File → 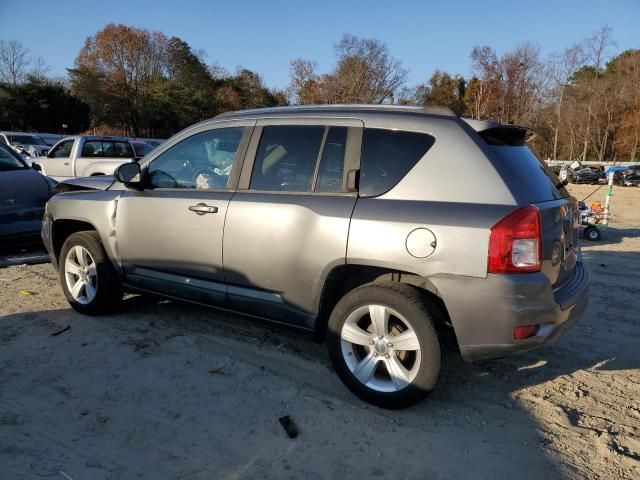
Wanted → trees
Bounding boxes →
[0,40,31,86]
[288,35,407,105]
[69,24,168,136]
[0,76,90,133]
[69,24,286,138]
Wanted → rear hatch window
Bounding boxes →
[491,146,569,203]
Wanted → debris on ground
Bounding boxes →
[279,415,299,438]
[207,366,228,375]
[50,325,71,337]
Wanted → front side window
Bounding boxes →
[0,144,27,171]
[359,129,435,197]
[49,140,75,158]
[147,127,244,189]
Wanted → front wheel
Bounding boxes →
[327,282,443,409]
[59,231,121,315]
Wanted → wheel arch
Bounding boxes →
[314,264,456,346]
[51,219,100,263]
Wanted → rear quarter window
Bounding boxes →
[491,146,569,203]
[360,129,435,197]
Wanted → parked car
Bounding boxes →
[32,136,138,181]
[42,105,589,408]
[570,167,601,184]
[613,165,640,187]
[0,143,56,247]
[0,131,50,159]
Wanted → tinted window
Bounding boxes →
[132,142,154,157]
[147,127,243,189]
[8,134,45,146]
[360,129,435,197]
[81,140,134,158]
[315,127,347,193]
[492,146,569,202]
[0,144,27,171]
[49,140,75,158]
[250,126,324,192]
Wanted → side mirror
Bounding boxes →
[32,163,42,172]
[115,162,142,187]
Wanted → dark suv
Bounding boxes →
[42,105,589,408]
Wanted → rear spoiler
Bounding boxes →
[462,118,530,146]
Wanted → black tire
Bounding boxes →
[584,226,601,241]
[327,282,443,409]
[59,231,121,315]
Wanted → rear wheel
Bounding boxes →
[59,231,121,315]
[584,226,601,241]
[327,282,443,409]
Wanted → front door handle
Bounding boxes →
[63,161,70,165]
[188,203,219,215]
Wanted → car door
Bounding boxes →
[40,139,76,180]
[223,117,363,329]
[115,120,255,305]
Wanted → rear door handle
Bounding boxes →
[63,162,70,165]
[188,203,219,215]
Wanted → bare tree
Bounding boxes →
[0,39,31,86]
[332,35,407,104]
[547,43,587,158]
[579,25,615,160]
[287,58,319,104]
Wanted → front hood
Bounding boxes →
[0,168,51,208]
[55,175,115,193]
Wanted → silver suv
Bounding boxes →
[42,105,589,408]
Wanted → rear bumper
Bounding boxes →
[432,262,589,362]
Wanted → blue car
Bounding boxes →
[0,143,56,248]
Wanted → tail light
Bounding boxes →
[514,324,540,340]
[488,205,541,273]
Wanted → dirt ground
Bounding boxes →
[1,184,638,479]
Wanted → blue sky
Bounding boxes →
[1,0,638,89]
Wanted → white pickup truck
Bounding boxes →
[33,136,143,181]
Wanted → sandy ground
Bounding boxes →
[0,184,638,480]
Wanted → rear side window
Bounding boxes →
[492,146,569,202]
[250,126,325,192]
[82,140,134,158]
[360,129,435,197]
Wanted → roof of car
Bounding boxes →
[57,135,130,142]
[0,131,42,137]
[216,104,458,119]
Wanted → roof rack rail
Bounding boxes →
[216,104,457,118]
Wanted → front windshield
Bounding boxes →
[9,134,46,146]
[0,144,27,171]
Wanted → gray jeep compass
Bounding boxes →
[42,105,589,408]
